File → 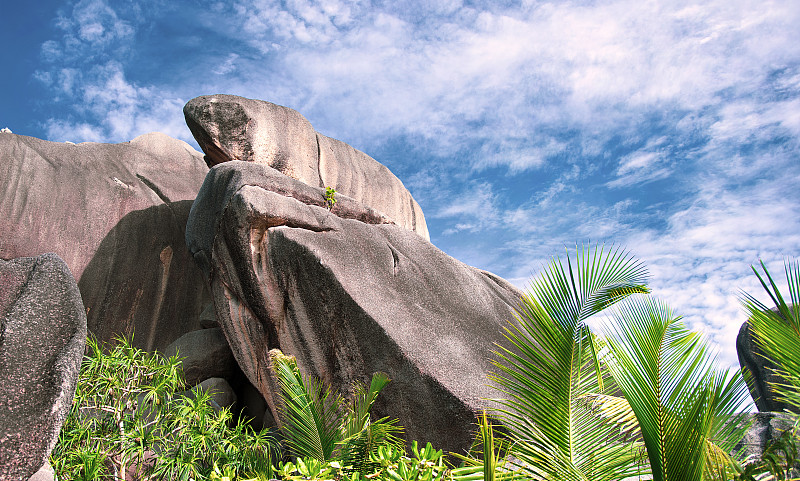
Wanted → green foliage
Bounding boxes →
[602,297,751,481]
[741,259,800,410]
[324,186,337,210]
[270,349,405,474]
[738,258,800,478]
[492,244,753,481]
[450,411,519,481]
[491,244,650,480]
[50,336,279,480]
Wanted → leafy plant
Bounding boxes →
[270,349,404,474]
[740,259,800,411]
[450,411,518,481]
[491,244,752,481]
[50,335,279,480]
[738,258,800,478]
[601,296,751,481]
[324,186,337,211]
[491,244,650,480]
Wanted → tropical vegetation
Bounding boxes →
[51,248,800,480]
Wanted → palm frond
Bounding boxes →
[602,296,751,481]
[270,350,343,462]
[341,371,391,439]
[335,371,405,474]
[741,259,800,411]
[490,244,649,479]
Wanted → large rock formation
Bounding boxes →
[737,317,795,413]
[186,161,522,454]
[184,94,429,240]
[0,131,211,350]
[0,253,87,480]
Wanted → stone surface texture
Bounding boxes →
[186,161,522,454]
[26,461,55,481]
[0,254,87,480]
[196,377,238,409]
[733,412,798,466]
[0,131,211,350]
[737,318,794,412]
[163,328,237,386]
[184,94,429,240]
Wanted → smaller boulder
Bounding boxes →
[163,328,236,386]
[732,411,797,471]
[196,377,237,409]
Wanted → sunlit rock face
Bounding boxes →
[186,160,522,454]
[0,131,211,351]
[184,94,429,240]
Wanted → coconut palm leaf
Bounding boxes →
[341,371,391,439]
[741,259,800,410]
[337,372,405,474]
[490,244,650,480]
[602,296,751,481]
[270,350,343,462]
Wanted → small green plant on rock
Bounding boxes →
[324,186,337,211]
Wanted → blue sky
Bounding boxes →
[2,0,799,379]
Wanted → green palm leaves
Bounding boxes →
[270,350,404,473]
[491,245,649,480]
[492,244,750,481]
[602,298,750,481]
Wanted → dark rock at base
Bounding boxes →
[733,411,798,470]
[186,161,522,454]
[163,328,237,386]
[737,319,794,412]
[0,254,87,480]
[196,377,237,409]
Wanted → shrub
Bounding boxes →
[50,336,278,480]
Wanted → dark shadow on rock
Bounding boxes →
[79,200,211,351]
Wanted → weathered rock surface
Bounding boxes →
[80,200,212,351]
[0,254,87,480]
[195,377,238,410]
[737,319,794,412]
[163,328,237,386]
[0,131,211,350]
[26,461,55,481]
[733,412,797,465]
[186,161,522,454]
[184,94,429,240]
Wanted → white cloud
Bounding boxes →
[216,0,798,163]
[41,61,190,143]
[607,152,672,188]
[213,53,240,75]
